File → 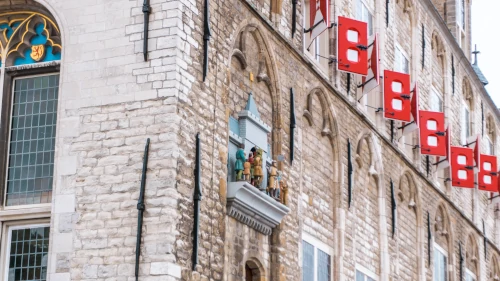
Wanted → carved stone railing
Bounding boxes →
[226,182,290,235]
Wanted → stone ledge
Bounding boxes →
[226,181,290,235]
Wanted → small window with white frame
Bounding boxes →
[433,243,448,281]
[0,221,50,281]
[458,0,465,30]
[430,88,444,112]
[486,137,494,155]
[465,269,476,281]
[303,0,330,72]
[355,265,377,281]
[301,232,333,281]
[356,0,374,37]
[461,100,471,145]
[395,45,410,74]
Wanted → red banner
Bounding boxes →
[436,125,451,171]
[384,70,411,122]
[337,16,368,75]
[419,110,446,156]
[402,82,419,136]
[360,33,380,96]
[309,0,330,44]
[466,134,481,170]
[478,154,498,192]
[450,146,474,188]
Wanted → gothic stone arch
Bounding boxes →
[228,19,282,161]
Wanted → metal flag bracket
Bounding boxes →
[463,140,477,147]
[357,75,384,89]
[304,22,336,33]
[397,121,415,130]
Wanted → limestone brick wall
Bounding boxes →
[14,0,198,280]
[180,0,500,281]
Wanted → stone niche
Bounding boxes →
[227,93,289,235]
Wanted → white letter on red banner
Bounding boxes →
[478,154,498,192]
[450,146,474,188]
[383,70,411,122]
[337,16,368,76]
[419,111,446,156]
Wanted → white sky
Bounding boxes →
[472,0,499,107]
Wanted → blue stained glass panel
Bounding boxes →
[13,23,61,66]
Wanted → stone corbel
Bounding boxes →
[408,198,416,208]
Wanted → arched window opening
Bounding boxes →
[245,259,265,281]
[461,80,474,145]
[433,205,453,281]
[490,255,500,281]
[0,5,61,281]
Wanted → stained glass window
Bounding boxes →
[7,226,49,281]
[6,75,59,206]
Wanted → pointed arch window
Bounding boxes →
[0,11,62,208]
[0,8,61,281]
[465,235,479,281]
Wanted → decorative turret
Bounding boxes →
[472,45,489,86]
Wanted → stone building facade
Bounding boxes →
[0,0,498,281]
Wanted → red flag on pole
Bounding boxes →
[419,110,446,156]
[450,146,474,188]
[478,154,498,192]
[337,16,368,75]
[402,82,419,136]
[308,0,330,45]
[383,70,411,122]
[466,134,481,171]
[436,125,451,171]
[360,33,380,97]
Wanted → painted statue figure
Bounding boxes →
[268,161,278,198]
[248,152,254,184]
[280,179,288,206]
[235,144,246,181]
[243,159,251,182]
[275,171,282,199]
[253,148,264,187]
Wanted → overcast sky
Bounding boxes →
[472,0,499,107]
